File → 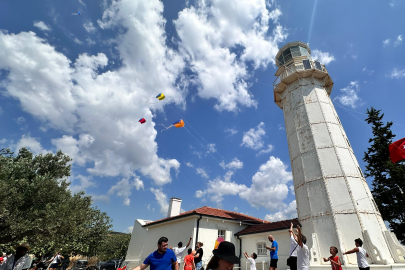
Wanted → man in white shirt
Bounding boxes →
[296,225,309,270]
[173,237,193,265]
[288,223,298,270]
[0,244,32,270]
[243,252,257,270]
[343,238,370,270]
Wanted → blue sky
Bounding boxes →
[1,0,404,233]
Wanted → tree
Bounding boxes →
[0,148,112,254]
[363,107,405,244]
[95,233,131,261]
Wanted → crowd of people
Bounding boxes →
[0,244,67,270]
[0,225,370,270]
[130,224,370,270]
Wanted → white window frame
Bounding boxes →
[218,229,226,239]
[256,242,267,256]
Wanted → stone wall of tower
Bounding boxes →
[281,76,393,264]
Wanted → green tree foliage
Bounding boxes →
[363,107,405,244]
[0,148,112,255]
[95,233,131,261]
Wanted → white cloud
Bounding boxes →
[224,128,238,136]
[334,81,362,109]
[383,39,391,47]
[89,194,110,202]
[0,1,182,187]
[108,176,144,206]
[362,67,374,75]
[86,38,96,46]
[126,226,134,233]
[234,207,238,211]
[185,162,194,167]
[387,68,405,79]
[264,200,297,221]
[196,167,209,179]
[195,177,247,204]
[33,21,51,32]
[52,134,95,166]
[150,188,169,215]
[394,35,403,47]
[239,156,293,211]
[219,157,243,170]
[278,124,285,130]
[69,174,97,195]
[311,49,335,65]
[241,122,266,150]
[257,144,274,156]
[83,21,96,33]
[174,0,287,112]
[197,156,293,212]
[206,143,217,153]
[74,37,83,45]
[16,116,26,124]
[15,135,49,155]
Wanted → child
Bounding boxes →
[243,252,257,270]
[183,248,195,270]
[323,246,342,270]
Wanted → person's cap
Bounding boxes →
[212,241,239,264]
[14,243,31,251]
[178,242,183,246]
[0,257,3,261]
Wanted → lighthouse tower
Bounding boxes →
[273,41,405,268]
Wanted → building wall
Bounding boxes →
[281,76,392,264]
[240,230,292,270]
[196,218,250,267]
[125,217,197,269]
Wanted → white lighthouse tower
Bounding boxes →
[273,41,405,269]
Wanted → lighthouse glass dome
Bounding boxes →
[277,45,310,66]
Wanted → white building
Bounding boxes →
[273,41,405,269]
[125,198,298,270]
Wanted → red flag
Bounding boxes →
[389,138,405,163]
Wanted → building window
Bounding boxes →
[218,229,226,239]
[257,243,267,255]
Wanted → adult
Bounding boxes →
[47,252,64,270]
[132,237,178,270]
[183,249,195,270]
[173,237,193,264]
[206,241,239,270]
[296,225,309,270]
[288,223,298,270]
[265,235,278,270]
[0,244,32,270]
[194,242,204,270]
[343,238,369,270]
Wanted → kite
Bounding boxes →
[139,118,146,124]
[144,93,165,104]
[159,119,184,132]
[72,11,81,15]
[214,237,224,249]
[156,93,165,100]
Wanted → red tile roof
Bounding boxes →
[144,206,270,227]
[235,218,299,236]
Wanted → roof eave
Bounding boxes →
[143,212,266,228]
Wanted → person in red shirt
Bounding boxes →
[183,249,195,270]
[323,246,342,270]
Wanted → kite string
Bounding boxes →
[169,104,252,186]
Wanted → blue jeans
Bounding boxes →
[196,261,202,270]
